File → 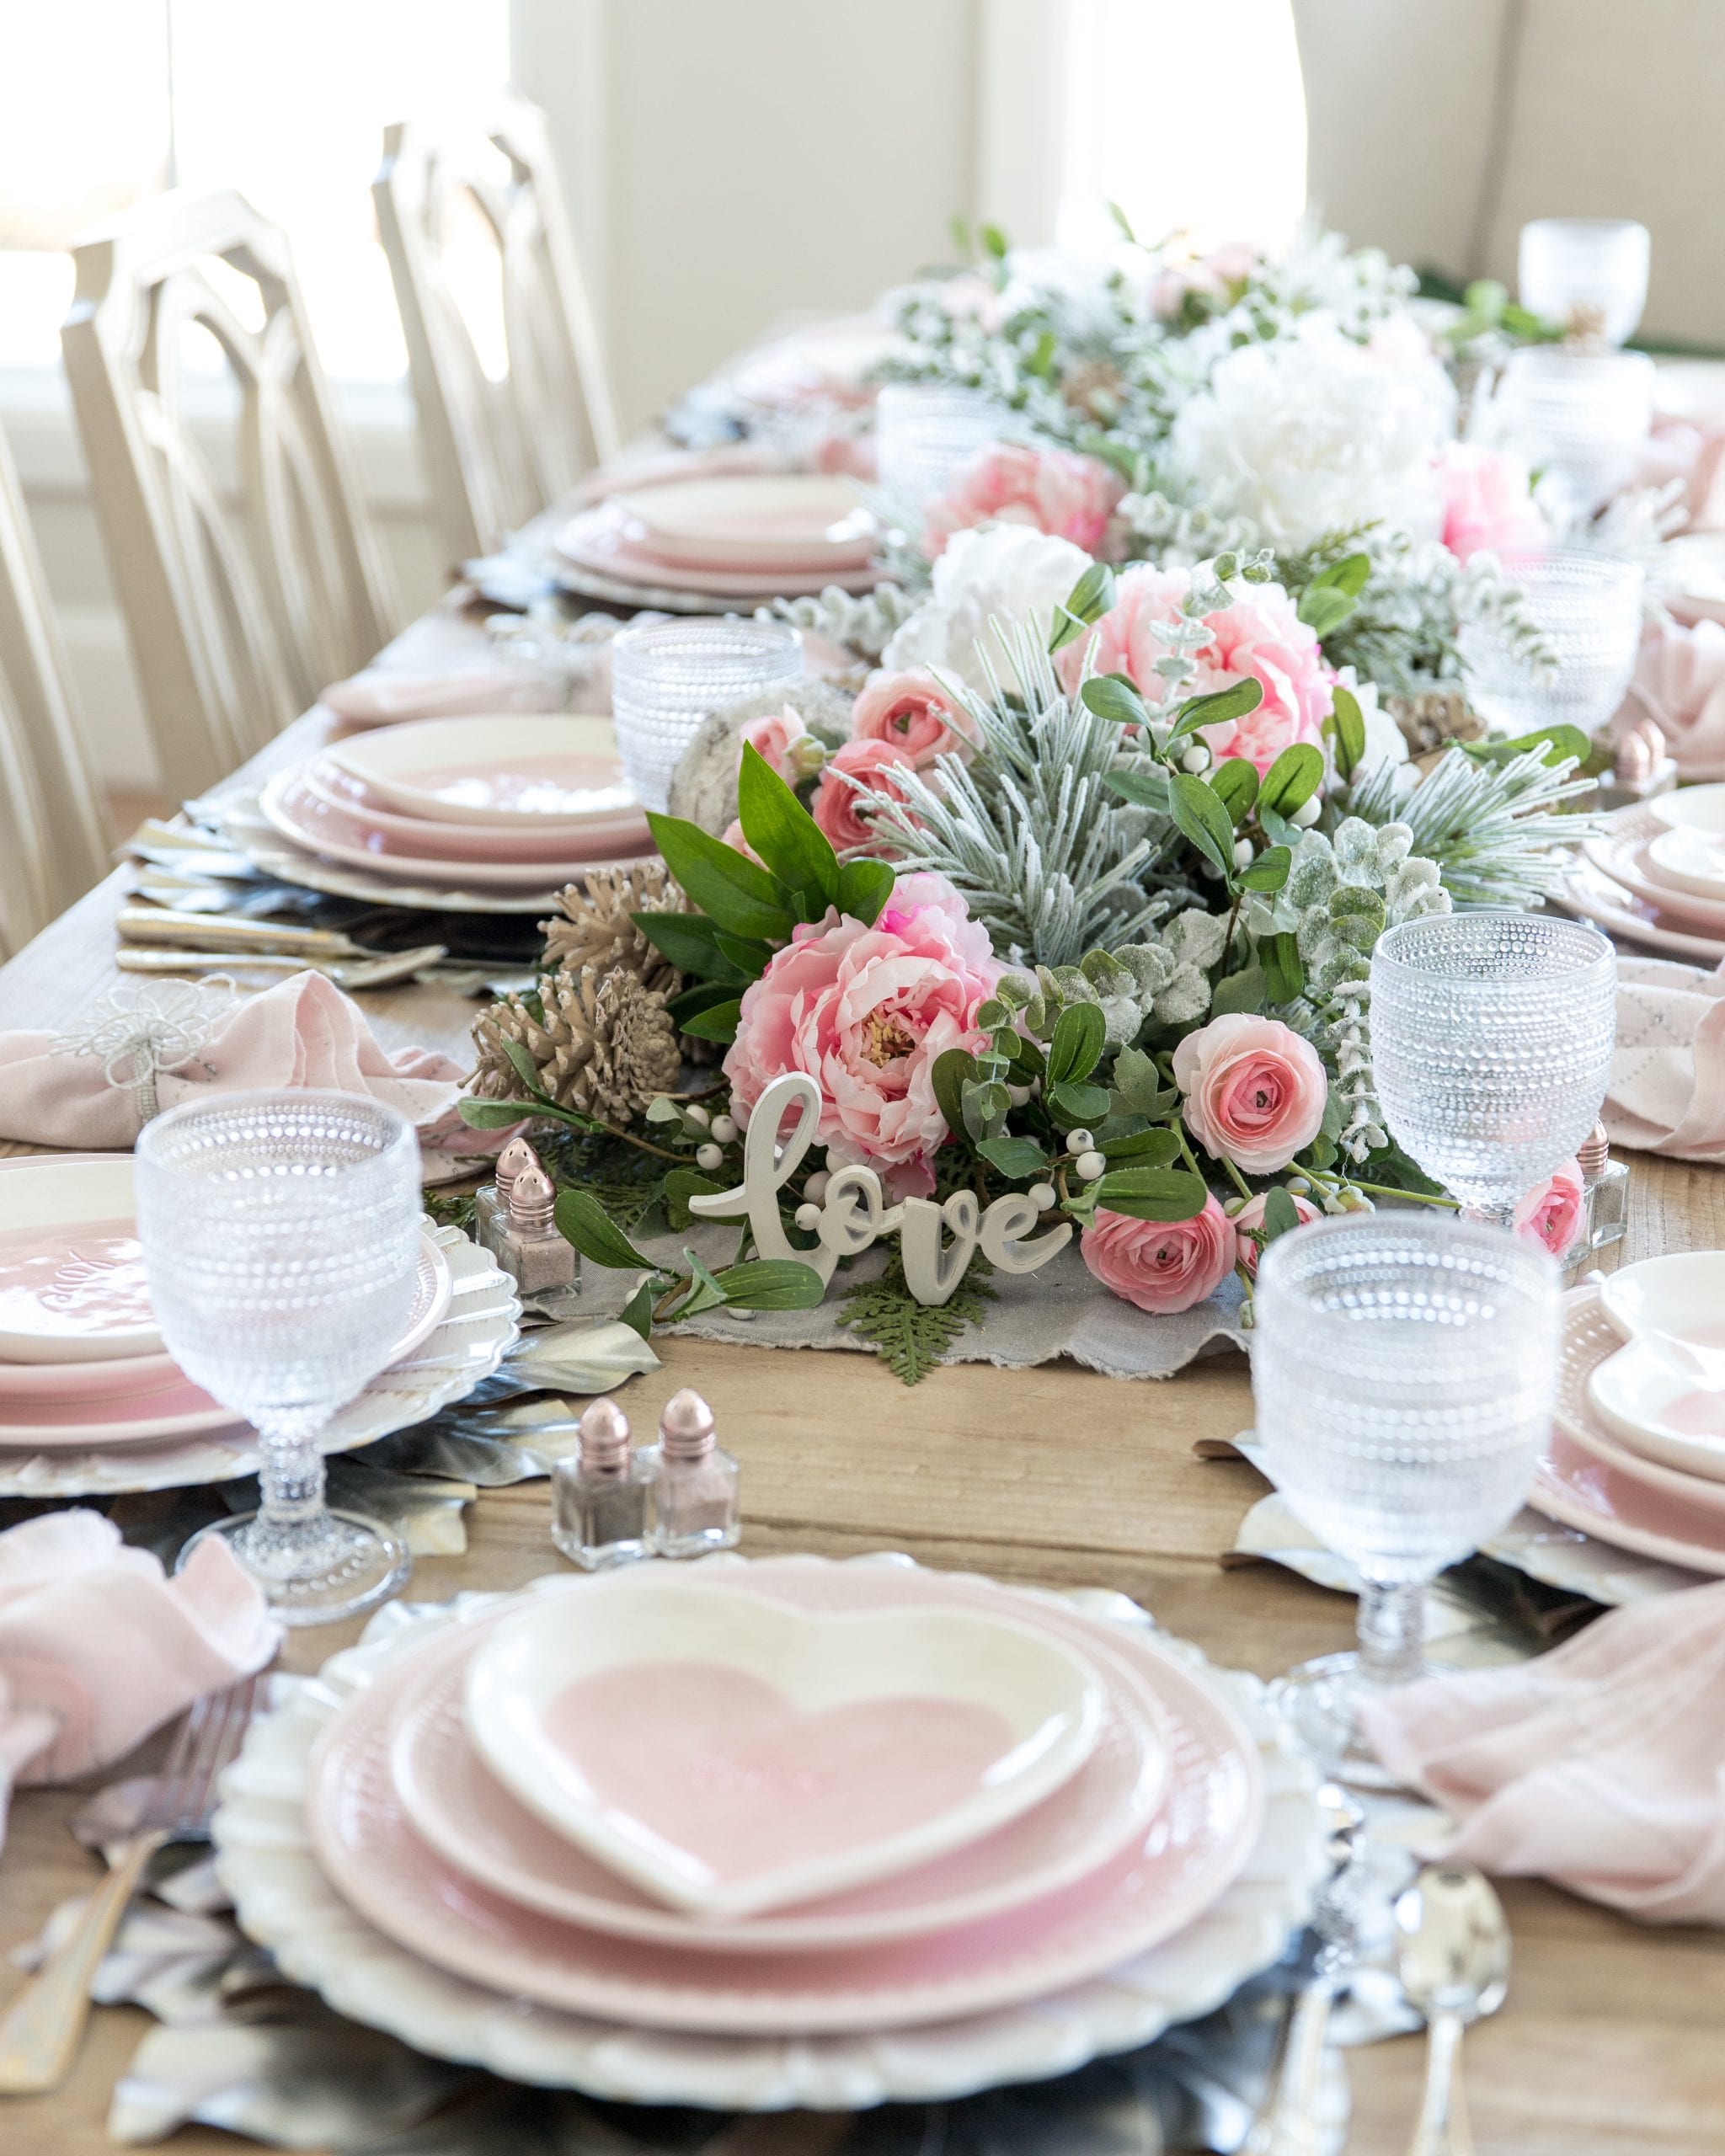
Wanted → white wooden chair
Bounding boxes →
[0,419,109,957]
[375,93,620,565]
[61,189,397,801]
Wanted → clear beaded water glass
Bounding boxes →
[1253,1215,1559,1781]
[609,616,802,814]
[1518,217,1650,346]
[1459,547,1644,734]
[135,1089,423,1626]
[1494,348,1655,518]
[874,382,1009,510]
[1370,912,1617,1225]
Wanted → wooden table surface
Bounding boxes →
[3,592,1724,2156]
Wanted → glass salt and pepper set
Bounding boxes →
[474,1135,579,1298]
[1575,1119,1630,1263]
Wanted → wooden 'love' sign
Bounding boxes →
[687,1073,1071,1306]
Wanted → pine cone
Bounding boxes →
[540,865,688,995]
[469,965,681,1123]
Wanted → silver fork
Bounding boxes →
[0,1675,261,2095]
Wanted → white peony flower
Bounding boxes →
[1168,316,1456,552]
[881,522,1093,692]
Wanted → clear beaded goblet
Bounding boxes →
[134,1090,423,1626]
[1369,912,1617,1228]
[1518,217,1650,346]
[1458,547,1644,735]
[1494,349,1655,520]
[609,616,802,814]
[874,382,1009,510]
[1253,1215,1560,1785]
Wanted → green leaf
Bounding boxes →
[735,743,840,911]
[1263,1186,1302,1241]
[681,997,742,1043]
[1169,771,1237,878]
[645,810,793,942]
[1112,1044,1169,1113]
[1047,1001,1106,1085]
[1296,588,1358,640]
[1258,743,1325,819]
[980,221,1008,259]
[1049,564,1117,654]
[713,932,770,979]
[712,1258,828,1310]
[1323,687,1367,781]
[1001,1028,1045,1078]
[836,856,895,926]
[960,1078,1009,1139]
[553,1187,653,1270]
[1048,1078,1112,1123]
[663,1167,742,1230]
[836,1249,997,1384]
[1210,757,1259,825]
[1239,844,1291,892]
[617,1277,656,1341]
[1462,723,1590,770]
[1079,673,1150,730]
[976,1134,1049,1179]
[1099,1126,1181,1166]
[457,1097,544,1129]
[1166,675,1263,747]
[667,979,743,1028]
[1103,768,1172,813]
[1092,1166,1209,1222]
[1106,198,1136,244]
[1260,931,1306,1004]
[1258,804,1300,849]
[1210,964,1268,1015]
[496,1034,549,1100]
[931,1048,980,1137]
[633,910,747,982]
[1308,550,1371,598]
[676,1250,731,1319]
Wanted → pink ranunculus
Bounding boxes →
[1081,1196,1236,1314]
[1172,1014,1330,1177]
[739,705,825,787]
[811,737,917,857]
[722,869,1000,1191]
[1438,442,1546,563]
[1059,564,1333,776]
[923,442,1124,560]
[1231,1188,1322,1278]
[1514,1158,1586,1260]
[848,667,975,768]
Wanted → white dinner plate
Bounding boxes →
[1646,825,1725,904]
[0,1156,159,1361]
[1555,1287,1725,1512]
[1588,1337,1725,1485]
[611,473,875,573]
[1598,1250,1725,1390]
[1649,783,1725,836]
[328,716,638,830]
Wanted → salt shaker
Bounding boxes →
[650,1389,740,1558]
[552,1399,651,1570]
[1577,1120,1630,1257]
[473,1134,540,1259]
[487,1162,577,1297]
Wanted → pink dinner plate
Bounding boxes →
[611,474,876,574]
[0,1348,183,1405]
[1531,1428,1725,1576]
[259,771,652,887]
[326,717,638,830]
[387,1600,1170,1952]
[1583,817,1725,932]
[553,505,879,598]
[1556,857,1725,963]
[306,1561,1265,2034]
[300,760,642,857]
[1554,1289,1725,1523]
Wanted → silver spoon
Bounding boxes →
[1394,1863,1511,2156]
[115,944,447,990]
[1243,1782,1367,2154]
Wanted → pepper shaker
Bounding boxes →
[650,1388,740,1558]
[552,1399,651,1569]
[473,1134,540,1260]
[1577,1120,1630,1258]
[487,1162,578,1297]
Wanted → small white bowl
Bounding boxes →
[1649,784,1725,838]
[0,1156,161,1363]
[1646,825,1725,905]
[463,1575,1108,1922]
[1598,1251,1725,1391]
[328,715,634,827]
[1588,1336,1725,1483]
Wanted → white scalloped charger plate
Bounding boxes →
[1554,855,1725,961]
[0,1225,515,1497]
[212,1556,1322,2109]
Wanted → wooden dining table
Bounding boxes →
[3,577,1725,2156]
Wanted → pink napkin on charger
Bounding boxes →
[1606,953,1725,1162]
[0,1512,277,1850]
[1361,1582,1725,1924]
[1637,416,1725,533]
[0,969,493,1167]
[319,669,565,727]
[1613,616,1725,777]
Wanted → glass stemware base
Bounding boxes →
[179,1507,411,1627]
[1273,1577,1439,1791]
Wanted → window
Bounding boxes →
[0,0,510,379]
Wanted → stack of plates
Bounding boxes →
[1534,1262,1725,1577]
[0,1156,518,1498]
[212,1557,1322,2110]
[553,472,881,612]
[1558,787,1725,959]
[239,716,654,915]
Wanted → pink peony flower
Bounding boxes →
[1438,442,1546,563]
[740,706,824,787]
[722,870,1000,1190]
[811,738,917,856]
[923,442,1124,560]
[1148,239,1260,319]
[1172,1014,1330,1177]
[1060,564,1333,776]
[1081,1196,1236,1313]
[1514,1158,1585,1260]
[848,667,975,768]
[1230,1188,1322,1277]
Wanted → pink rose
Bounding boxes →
[811,738,916,856]
[739,706,822,787]
[1148,239,1259,319]
[1060,565,1333,776]
[849,667,975,768]
[1514,1158,1585,1260]
[1231,1188,1322,1278]
[722,869,1000,1190]
[1172,1014,1330,1176]
[923,443,1124,560]
[1438,442,1545,563]
[1081,1197,1236,1313]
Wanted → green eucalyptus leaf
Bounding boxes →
[1461,723,1590,769]
[712,1258,828,1310]
[553,1188,653,1270]
[1112,1044,1169,1113]
[1001,1028,1046,1079]
[497,1035,549,1099]
[1047,1001,1107,1085]
[961,1078,1010,1138]
[1258,744,1325,819]
[1258,803,1300,849]
[1210,757,1259,825]
[1169,771,1237,877]
[836,856,895,926]
[1210,963,1268,1015]
[645,811,793,942]
[1092,1166,1209,1222]
[1239,844,1291,892]
[1263,1186,1302,1241]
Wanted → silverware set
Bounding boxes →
[115,905,447,988]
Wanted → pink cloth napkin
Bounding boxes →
[319,669,563,727]
[1362,1583,1725,1924]
[1606,953,1725,1162]
[0,1512,277,1849]
[0,969,489,1167]
[1638,417,1725,533]
[1613,617,1725,777]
